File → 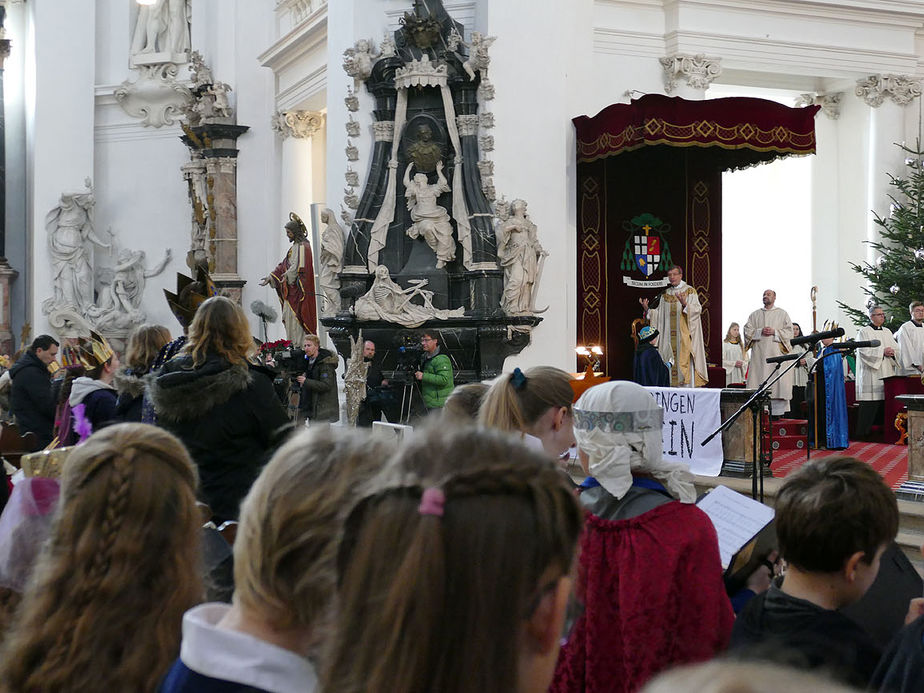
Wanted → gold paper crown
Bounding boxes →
[74,331,115,371]
[21,446,75,479]
[164,265,219,328]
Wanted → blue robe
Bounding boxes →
[633,343,670,387]
[809,346,848,449]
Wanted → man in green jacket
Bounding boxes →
[415,330,454,410]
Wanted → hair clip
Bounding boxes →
[511,367,528,391]
[418,487,445,517]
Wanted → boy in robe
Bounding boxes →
[633,326,670,387]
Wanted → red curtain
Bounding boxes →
[574,95,820,380]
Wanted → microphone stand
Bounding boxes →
[701,344,814,502]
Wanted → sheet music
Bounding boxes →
[696,485,775,567]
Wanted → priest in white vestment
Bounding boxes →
[744,289,794,416]
[895,301,924,376]
[640,265,707,387]
[855,304,900,437]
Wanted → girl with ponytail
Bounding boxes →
[478,366,576,457]
[324,426,584,693]
[0,423,202,692]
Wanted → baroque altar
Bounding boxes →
[322,0,543,381]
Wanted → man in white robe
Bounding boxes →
[855,304,900,437]
[895,301,924,376]
[639,265,707,387]
[744,289,794,416]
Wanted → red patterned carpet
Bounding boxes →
[769,441,908,490]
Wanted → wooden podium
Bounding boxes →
[883,376,924,444]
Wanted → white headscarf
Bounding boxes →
[573,381,696,503]
[0,477,61,592]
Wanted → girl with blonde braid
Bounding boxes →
[0,423,202,692]
[324,427,584,693]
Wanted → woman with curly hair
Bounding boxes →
[148,295,290,522]
[0,423,203,692]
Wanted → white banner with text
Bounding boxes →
[645,387,724,477]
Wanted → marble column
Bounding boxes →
[180,124,250,302]
[659,53,721,100]
[856,74,922,264]
[0,11,17,355]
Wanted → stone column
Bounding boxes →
[659,54,721,100]
[181,124,250,302]
[273,109,324,223]
[856,74,922,264]
[0,11,17,354]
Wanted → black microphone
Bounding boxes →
[766,353,802,364]
[831,339,881,350]
[791,327,845,346]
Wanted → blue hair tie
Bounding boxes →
[511,367,528,391]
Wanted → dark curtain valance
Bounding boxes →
[573,94,821,170]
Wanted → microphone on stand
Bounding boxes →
[766,353,802,364]
[830,339,881,350]
[791,327,845,346]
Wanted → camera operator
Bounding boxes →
[414,330,454,411]
[357,340,390,427]
[294,334,340,425]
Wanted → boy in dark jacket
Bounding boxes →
[296,334,340,423]
[729,456,898,688]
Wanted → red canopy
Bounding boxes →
[573,94,821,170]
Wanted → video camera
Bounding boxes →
[391,336,424,384]
[273,346,307,374]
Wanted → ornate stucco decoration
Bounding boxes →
[272,109,325,139]
[856,74,922,107]
[795,92,842,119]
[116,1,193,128]
[660,54,722,94]
[114,63,192,128]
[343,331,370,426]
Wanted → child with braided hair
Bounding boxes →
[324,426,584,693]
[478,365,576,458]
[0,423,203,692]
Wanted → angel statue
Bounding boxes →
[404,161,455,268]
[463,32,496,81]
[496,199,547,315]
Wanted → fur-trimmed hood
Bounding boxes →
[112,367,146,399]
[147,354,253,423]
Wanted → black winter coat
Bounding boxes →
[148,354,291,522]
[9,351,56,449]
[297,348,340,422]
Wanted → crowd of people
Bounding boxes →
[0,285,923,691]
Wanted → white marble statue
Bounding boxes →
[87,248,172,331]
[497,199,547,315]
[463,32,496,81]
[403,161,455,268]
[319,208,344,316]
[42,186,108,317]
[343,39,378,83]
[353,266,464,328]
[131,0,190,57]
[188,50,213,88]
[207,82,233,119]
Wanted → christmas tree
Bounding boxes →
[839,142,924,331]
